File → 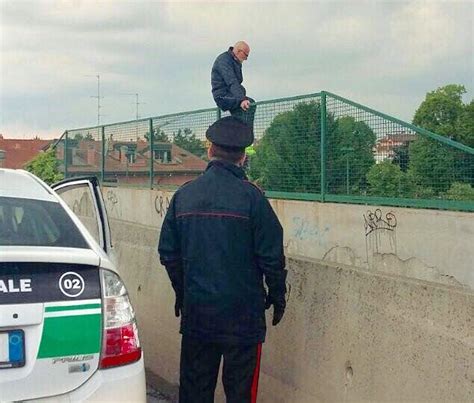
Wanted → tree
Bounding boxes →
[367,161,403,197]
[326,116,376,194]
[456,100,474,147]
[392,143,410,172]
[408,137,457,194]
[249,102,375,194]
[455,100,474,187]
[413,84,466,139]
[445,182,474,201]
[73,133,94,141]
[248,102,329,192]
[409,84,473,196]
[173,128,206,158]
[367,161,416,198]
[24,148,63,185]
[144,129,170,143]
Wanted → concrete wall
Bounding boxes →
[102,186,473,402]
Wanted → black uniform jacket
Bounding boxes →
[158,160,286,344]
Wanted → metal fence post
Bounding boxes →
[64,131,68,178]
[149,119,154,189]
[101,126,105,182]
[320,92,327,202]
[216,108,221,120]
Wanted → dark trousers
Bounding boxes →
[230,97,256,128]
[179,335,262,403]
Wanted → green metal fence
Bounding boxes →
[54,91,474,211]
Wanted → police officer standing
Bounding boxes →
[158,116,287,403]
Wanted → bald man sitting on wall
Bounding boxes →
[211,41,256,127]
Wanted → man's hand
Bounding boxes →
[240,99,250,111]
[174,293,183,317]
[265,296,285,326]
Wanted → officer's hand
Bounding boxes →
[174,293,183,317]
[265,296,285,326]
[272,305,285,326]
[240,100,250,111]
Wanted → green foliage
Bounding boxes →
[413,84,466,138]
[249,84,473,198]
[144,129,170,143]
[326,116,376,194]
[409,84,473,196]
[24,148,64,185]
[367,161,415,198]
[73,133,94,141]
[248,102,327,192]
[408,137,457,194]
[445,182,474,201]
[456,100,474,148]
[173,128,206,158]
[392,143,410,172]
[249,102,376,194]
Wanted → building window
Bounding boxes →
[154,150,170,163]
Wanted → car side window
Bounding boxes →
[55,184,101,246]
[0,197,89,248]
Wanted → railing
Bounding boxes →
[54,91,474,211]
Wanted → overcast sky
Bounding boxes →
[1,0,472,139]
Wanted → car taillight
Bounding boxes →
[99,269,141,369]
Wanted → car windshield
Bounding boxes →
[0,196,89,248]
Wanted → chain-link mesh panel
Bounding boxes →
[52,133,66,176]
[152,108,218,143]
[59,92,473,209]
[103,120,151,186]
[151,108,217,187]
[60,127,102,179]
[325,94,474,201]
[248,94,322,193]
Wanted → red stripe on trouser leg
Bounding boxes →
[250,343,262,403]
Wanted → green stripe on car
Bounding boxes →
[45,303,102,312]
[37,314,102,358]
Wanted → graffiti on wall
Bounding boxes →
[292,216,330,245]
[364,209,398,267]
[364,209,397,236]
[106,190,119,211]
[154,195,171,218]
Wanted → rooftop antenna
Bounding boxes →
[85,74,103,126]
[120,93,146,121]
[120,93,146,140]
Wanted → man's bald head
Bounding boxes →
[233,41,250,63]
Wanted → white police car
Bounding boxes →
[0,169,146,402]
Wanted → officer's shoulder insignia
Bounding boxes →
[243,180,265,195]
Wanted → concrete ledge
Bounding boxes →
[260,256,473,402]
[110,215,473,402]
[101,186,473,402]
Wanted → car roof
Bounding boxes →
[0,169,58,202]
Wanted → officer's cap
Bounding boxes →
[206,116,254,149]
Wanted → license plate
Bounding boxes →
[0,330,25,369]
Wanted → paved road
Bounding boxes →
[146,384,175,403]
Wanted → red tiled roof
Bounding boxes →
[374,133,417,154]
[59,140,207,175]
[0,138,52,169]
[376,133,417,145]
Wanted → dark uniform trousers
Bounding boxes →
[179,336,262,403]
